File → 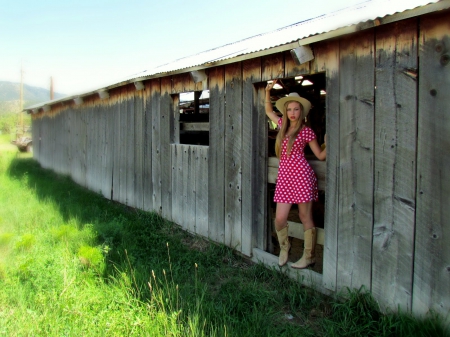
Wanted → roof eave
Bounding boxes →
[25,0,450,113]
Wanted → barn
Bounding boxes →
[25,0,450,321]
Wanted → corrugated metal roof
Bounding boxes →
[26,0,449,111]
[125,0,444,81]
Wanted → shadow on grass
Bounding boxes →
[6,155,212,295]
[7,155,450,336]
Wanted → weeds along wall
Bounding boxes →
[30,9,450,322]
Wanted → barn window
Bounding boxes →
[177,90,209,146]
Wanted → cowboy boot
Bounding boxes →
[276,225,290,266]
[291,227,316,269]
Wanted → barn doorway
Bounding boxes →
[264,73,326,274]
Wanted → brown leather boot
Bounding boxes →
[291,227,316,269]
[276,225,290,266]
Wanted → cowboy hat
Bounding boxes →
[275,92,312,116]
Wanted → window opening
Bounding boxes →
[178,90,209,146]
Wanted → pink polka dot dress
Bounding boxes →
[274,119,318,204]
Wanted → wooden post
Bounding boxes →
[372,19,418,313]
[413,11,450,319]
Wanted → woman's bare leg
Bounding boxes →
[275,203,292,231]
[298,201,314,230]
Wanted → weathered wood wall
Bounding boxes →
[31,9,449,320]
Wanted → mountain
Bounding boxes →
[0,81,66,113]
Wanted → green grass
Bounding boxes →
[0,136,448,337]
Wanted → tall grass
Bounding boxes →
[0,136,448,336]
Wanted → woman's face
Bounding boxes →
[286,102,302,124]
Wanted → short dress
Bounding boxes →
[273,119,318,204]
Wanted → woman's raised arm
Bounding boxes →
[265,80,280,124]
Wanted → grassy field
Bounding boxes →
[0,133,448,336]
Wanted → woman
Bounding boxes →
[265,79,326,269]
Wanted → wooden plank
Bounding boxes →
[119,88,127,204]
[372,19,418,313]
[79,108,87,188]
[52,114,60,173]
[134,89,144,210]
[151,79,162,214]
[69,111,77,183]
[195,146,209,237]
[171,144,181,225]
[186,145,196,233]
[337,30,374,293]
[126,92,136,207]
[252,248,331,296]
[61,113,68,174]
[255,86,269,250]
[102,104,113,200]
[242,57,262,256]
[112,98,121,202]
[143,81,155,211]
[180,145,189,230]
[160,77,172,219]
[180,122,209,131]
[172,72,196,94]
[413,11,450,319]
[87,107,97,193]
[31,117,39,161]
[224,62,242,251]
[261,54,284,82]
[208,66,225,243]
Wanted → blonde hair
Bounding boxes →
[275,100,305,158]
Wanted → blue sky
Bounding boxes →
[1,0,365,96]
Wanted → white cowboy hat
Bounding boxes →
[275,92,312,116]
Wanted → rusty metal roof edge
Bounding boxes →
[25,0,450,112]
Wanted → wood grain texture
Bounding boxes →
[195,146,209,238]
[255,87,269,250]
[126,94,136,207]
[314,39,340,292]
[372,19,418,312]
[103,104,113,200]
[171,144,182,226]
[160,77,173,219]
[119,89,128,205]
[242,58,262,256]
[208,66,225,243]
[183,145,194,232]
[261,54,284,82]
[413,11,450,318]
[134,90,144,210]
[143,82,154,211]
[224,62,243,251]
[337,30,374,293]
[151,79,162,214]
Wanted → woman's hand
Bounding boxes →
[266,79,277,92]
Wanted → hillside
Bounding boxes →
[0,81,66,113]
